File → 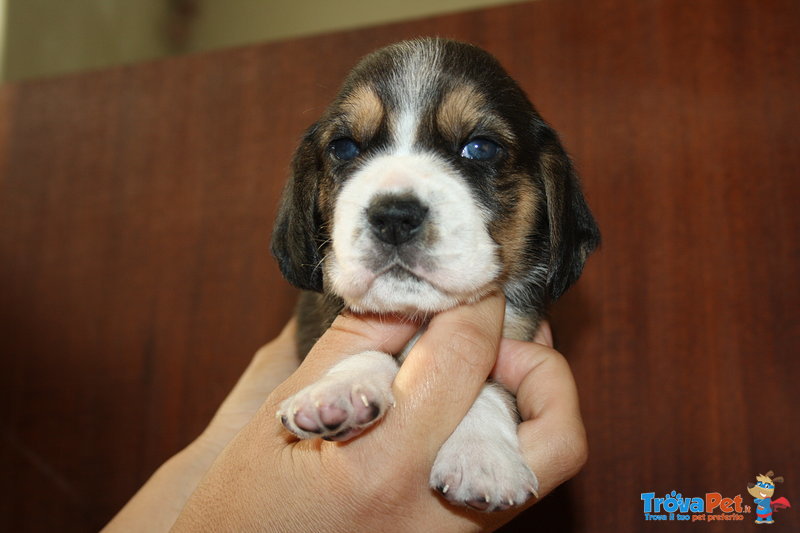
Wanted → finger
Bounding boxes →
[532,320,553,347]
[386,292,505,455]
[271,312,420,399]
[490,337,556,397]
[492,339,587,498]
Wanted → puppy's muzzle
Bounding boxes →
[366,195,429,246]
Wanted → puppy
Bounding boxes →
[272,38,600,512]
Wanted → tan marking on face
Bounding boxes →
[341,85,384,142]
[437,84,485,142]
[491,177,540,281]
[437,84,516,144]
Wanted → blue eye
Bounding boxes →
[329,138,360,161]
[460,138,501,161]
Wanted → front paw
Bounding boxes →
[430,435,539,512]
[277,376,393,441]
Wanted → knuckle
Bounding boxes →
[553,418,589,479]
[327,315,378,344]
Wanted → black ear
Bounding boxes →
[538,128,601,301]
[271,124,325,292]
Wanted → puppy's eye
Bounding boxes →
[460,138,501,161]
[329,138,360,161]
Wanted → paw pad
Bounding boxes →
[278,380,392,441]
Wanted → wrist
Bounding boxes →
[102,443,216,533]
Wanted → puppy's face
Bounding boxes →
[274,39,599,316]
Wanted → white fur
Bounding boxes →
[280,347,539,511]
[393,109,419,155]
[430,382,539,510]
[388,41,441,154]
[323,40,502,315]
[326,152,500,314]
[281,40,539,512]
[277,350,398,440]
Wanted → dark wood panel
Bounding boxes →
[1,1,798,531]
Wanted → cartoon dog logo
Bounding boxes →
[747,471,791,524]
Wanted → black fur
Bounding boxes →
[538,131,601,301]
[271,38,600,353]
[271,125,325,292]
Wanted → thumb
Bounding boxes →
[384,292,505,457]
[269,311,420,403]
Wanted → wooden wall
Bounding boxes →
[1,0,798,531]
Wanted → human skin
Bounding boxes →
[104,293,587,532]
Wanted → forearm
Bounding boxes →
[102,440,218,533]
[103,322,299,532]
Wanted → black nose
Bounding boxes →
[366,195,428,246]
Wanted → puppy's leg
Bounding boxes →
[278,351,398,441]
[430,382,538,512]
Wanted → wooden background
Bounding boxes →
[1,0,798,531]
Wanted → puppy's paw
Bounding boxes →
[277,372,394,441]
[430,435,539,512]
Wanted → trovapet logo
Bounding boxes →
[641,470,792,524]
[641,491,749,522]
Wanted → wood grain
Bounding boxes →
[1,0,798,531]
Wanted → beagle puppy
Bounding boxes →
[272,38,599,512]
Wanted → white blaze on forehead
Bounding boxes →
[394,111,418,155]
[389,41,443,154]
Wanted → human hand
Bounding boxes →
[193,318,301,458]
[102,319,304,533]
[170,293,587,532]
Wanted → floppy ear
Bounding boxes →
[271,124,325,292]
[538,128,601,301]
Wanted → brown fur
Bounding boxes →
[489,176,541,284]
[271,38,600,354]
[340,85,384,143]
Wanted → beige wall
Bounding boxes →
[1,0,529,82]
[3,0,172,82]
[187,0,528,54]
[0,0,6,79]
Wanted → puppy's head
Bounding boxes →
[273,38,599,315]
